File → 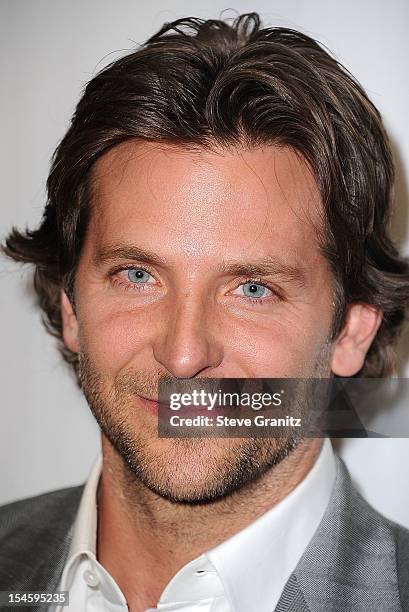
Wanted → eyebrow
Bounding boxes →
[93,244,308,287]
[93,245,168,268]
[217,258,308,287]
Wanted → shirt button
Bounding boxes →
[83,569,100,588]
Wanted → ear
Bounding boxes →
[60,290,79,353]
[331,303,382,376]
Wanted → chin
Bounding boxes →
[115,434,297,504]
[121,437,235,503]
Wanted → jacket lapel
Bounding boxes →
[274,574,311,612]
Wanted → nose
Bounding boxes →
[152,296,224,379]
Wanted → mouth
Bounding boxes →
[137,395,175,417]
[138,395,215,420]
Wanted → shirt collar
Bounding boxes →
[63,439,336,611]
[68,452,102,558]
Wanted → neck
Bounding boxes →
[97,435,322,611]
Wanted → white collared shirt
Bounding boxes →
[52,438,336,612]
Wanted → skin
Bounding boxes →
[61,141,382,611]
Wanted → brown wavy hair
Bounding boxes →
[3,13,409,380]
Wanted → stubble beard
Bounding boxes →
[78,347,331,505]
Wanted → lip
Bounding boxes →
[138,396,167,416]
[138,395,219,419]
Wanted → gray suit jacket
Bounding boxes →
[0,456,408,612]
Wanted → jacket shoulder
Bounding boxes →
[292,456,409,612]
[0,486,84,591]
[0,485,84,537]
[343,484,409,611]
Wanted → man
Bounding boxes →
[1,12,409,612]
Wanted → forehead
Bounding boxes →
[86,140,324,267]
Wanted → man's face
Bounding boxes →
[67,141,336,502]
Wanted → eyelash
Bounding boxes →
[109,267,279,305]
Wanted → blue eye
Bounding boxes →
[241,282,270,299]
[127,269,153,283]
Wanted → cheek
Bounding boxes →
[76,303,155,372]
[224,307,332,377]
